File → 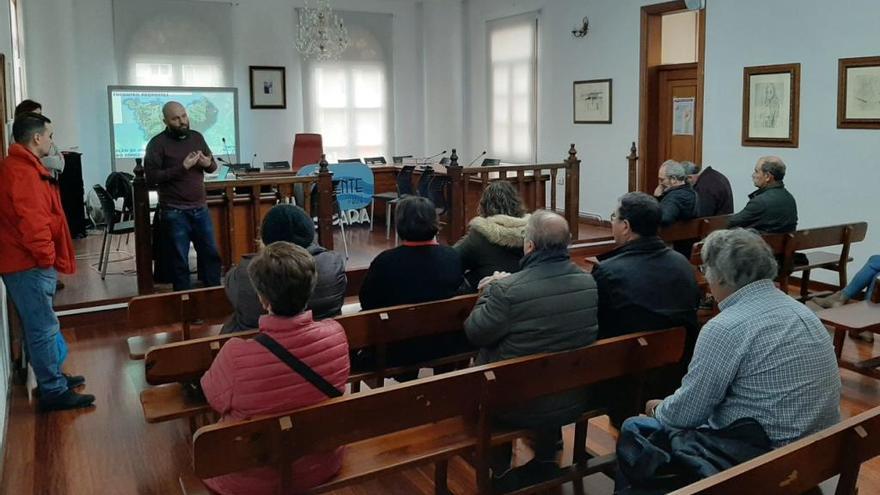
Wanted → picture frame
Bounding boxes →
[573,79,612,124]
[837,56,880,129]
[249,66,286,109]
[742,63,800,148]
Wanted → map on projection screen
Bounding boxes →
[108,86,239,164]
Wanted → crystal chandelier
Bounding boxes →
[296,0,351,61]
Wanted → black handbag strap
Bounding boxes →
[253,333,343,398]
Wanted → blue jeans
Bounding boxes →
[844,255,880,301]
[3,267,68,397]
[163,206,221,291]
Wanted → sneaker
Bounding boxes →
[814,291,849,309]
[64,374,86,388]
[39,389,95,412]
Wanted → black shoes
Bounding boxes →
[39,389,95,412]
[64,373,86,388]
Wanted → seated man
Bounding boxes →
[594,192,699,340]
[616,229,840,492]
[728,156,797,233]
[201,242,351,495]
[654,160,698,226]
[683,161,734,217]
[465,210,599,491]
[221,204,346,333]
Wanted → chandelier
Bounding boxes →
[296,0,351,61]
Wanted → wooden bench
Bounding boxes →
[671,404,880,495]
[779,222,868,301]
[140,294,479,425]
[127,266,370,359]
[818,278,880,380]
[179,328,686,495]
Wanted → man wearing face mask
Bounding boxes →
[144,101,221,290]
[464,210,599,491]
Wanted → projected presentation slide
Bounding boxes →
[109,86,238,161]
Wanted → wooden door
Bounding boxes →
[646,63,700,193]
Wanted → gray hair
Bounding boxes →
[664,162,687,181]
[682,161,699,175]
[525,210,571,250]
[701,229,778,292]
[758,156,786,181]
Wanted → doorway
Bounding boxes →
[638,2,706,194]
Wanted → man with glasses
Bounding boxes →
[728,156,797,233]
[593,192,700,424]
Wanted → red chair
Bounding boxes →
[291,133,323,172]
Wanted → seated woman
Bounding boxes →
[221,204,347,333]
[201,242,350,495]
[358,196,467,379]
[454,180,529,291]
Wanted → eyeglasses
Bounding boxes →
[610,211,618,221]
[698,264,707,274]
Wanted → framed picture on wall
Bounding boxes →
[249,66,286,109]
[838,56,880,129]
[742,63,800,147]
[573,79,612,124]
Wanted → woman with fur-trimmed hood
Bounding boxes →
[454,181,530,291]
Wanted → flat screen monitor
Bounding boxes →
[108,85,239,174]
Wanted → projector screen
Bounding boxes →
[107,85,239,173]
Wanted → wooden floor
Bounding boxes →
[9,220,878,494]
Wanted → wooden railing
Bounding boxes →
[627,141,639,192]
[133,157,335,294]
[447,144,582,241]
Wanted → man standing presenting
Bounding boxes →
[0,112,93,411]
[145,101,221,290]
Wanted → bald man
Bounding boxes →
[465,210,599,490]
[144,101,221,290]
[728,156,798,233]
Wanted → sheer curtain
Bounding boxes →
[488,13,538,164]
[302,12,393,162]
[112,0,233,86]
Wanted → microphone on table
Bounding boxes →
[466,150,487,167]
[423,150,447,162]
[221,137,234,166]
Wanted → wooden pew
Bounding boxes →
[127,266,370,359]
[179,328,686,495]
[140,294,479,424]
[818,278,880,380]
[670,404,880,495]
[781,222,868,300]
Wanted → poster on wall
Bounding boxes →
[838,56,880,129]
[672,97,695,136]
[742,63,800,148]
[573,79,612,124]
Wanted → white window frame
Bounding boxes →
[487,12,539,164]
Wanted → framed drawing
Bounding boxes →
[742,63,800,147]
[249,66,286,109]
[573,79,612,124]
[838,56,880,129]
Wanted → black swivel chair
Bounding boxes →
[93,184,136,280]
[416,168,435,197]
[372,165,416,239]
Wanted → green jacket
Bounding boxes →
[728,182,798,233]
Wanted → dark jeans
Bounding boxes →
[163,206,221,291]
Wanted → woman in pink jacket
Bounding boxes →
[201,242,351,494]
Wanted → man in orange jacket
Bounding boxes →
[0,112,94,411]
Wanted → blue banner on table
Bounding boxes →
[297,163,374,224]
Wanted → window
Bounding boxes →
[488,14,538,164]
[113,0,232,87]
[9,0,26,104]
[304,21,390,162]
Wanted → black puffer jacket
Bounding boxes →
[454,214,528,290]
[658,184,698,226]
[465,248,598,424]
